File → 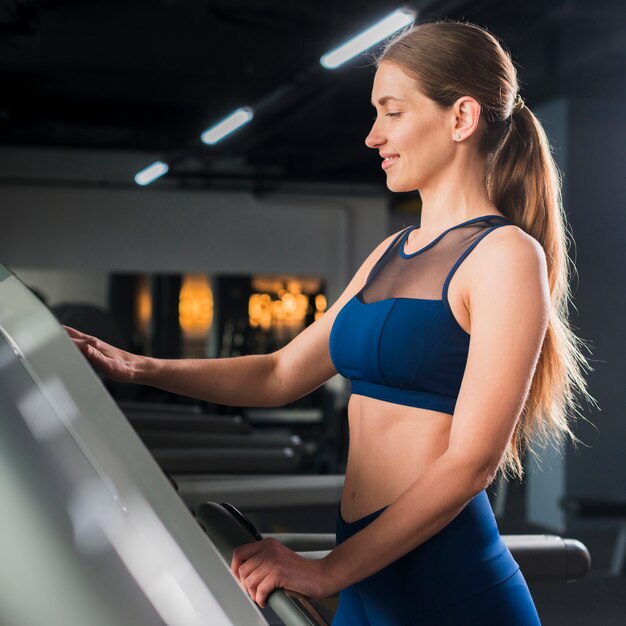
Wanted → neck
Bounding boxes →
[416,153,500,236]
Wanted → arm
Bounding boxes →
[321,227,551,591]
[232,227,550,605]
[67,229,406,408]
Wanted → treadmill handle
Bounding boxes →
[195,502,329,626]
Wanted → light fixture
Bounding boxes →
[179,275,213,337]
[249,278,325,331]
[320,8,416,70]
[201,107,254,145]
[134,161,169,186]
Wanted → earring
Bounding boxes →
[454,133,461,141]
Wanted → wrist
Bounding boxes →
[133,355,159,385]
[320,550,345,597]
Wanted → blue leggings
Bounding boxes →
[332,492,541,625]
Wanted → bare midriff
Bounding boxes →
[340,393,453,523]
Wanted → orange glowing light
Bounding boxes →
[136,276,152,334]
[179,275,213,336]
[248,278,325,330]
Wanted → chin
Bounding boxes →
[386,178,419,193]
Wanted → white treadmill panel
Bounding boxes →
[0,265,266,626]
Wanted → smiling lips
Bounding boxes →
[381,154,400,170]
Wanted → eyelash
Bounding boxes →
[372,112,402,120]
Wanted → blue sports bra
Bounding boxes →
[329,215,513,415]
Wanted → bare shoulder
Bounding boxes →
[470,223,548,288]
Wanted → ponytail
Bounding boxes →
[487,105,597,479]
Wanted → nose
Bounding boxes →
[365,118,385,149]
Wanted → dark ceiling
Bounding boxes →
[0,0,625,188]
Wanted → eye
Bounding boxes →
[386,112,402,118]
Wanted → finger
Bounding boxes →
[63,325,91,340]
[87,347,119,371]
[72,338,97,358]
[242,562,270,599]
[66,332,99,356]
[65,328,108,355]
[82,338,109,358]
[237,552,268,588]
[68,337,91,354]
[85,345,99,359]
[255,576,279,608]
[236,538,282,577]
[75,342,109,369]
[231,541,263,577]
[237,552,267,585]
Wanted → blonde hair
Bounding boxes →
[378,20,596,480]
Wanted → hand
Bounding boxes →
[231,538,335,608]
[64,325,144,384]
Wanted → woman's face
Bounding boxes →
[366,61,455,193]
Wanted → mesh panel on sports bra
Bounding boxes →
[358,217,508,304]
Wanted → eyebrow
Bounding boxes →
[371,96,406,107]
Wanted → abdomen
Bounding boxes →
[341,394,453,522]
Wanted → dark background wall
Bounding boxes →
[567,98,626,500]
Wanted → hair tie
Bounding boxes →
[513,94,525,114]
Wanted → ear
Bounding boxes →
[451,96,481,142]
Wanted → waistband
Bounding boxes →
[335,490,520,622]
[338,502,388,532]
[350,379,456,415]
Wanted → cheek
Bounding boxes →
[418,120,445,147]
[388,131,451,191]
[406,125,451,168]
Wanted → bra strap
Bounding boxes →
[363,224,415,286]
[441,222,512,316]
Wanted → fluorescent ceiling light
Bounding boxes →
[134,161,169,186]
[201,107,254,145]
[320,8,416,69]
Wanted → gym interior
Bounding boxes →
[0,1,624,624]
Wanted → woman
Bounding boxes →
[68,20,592,626]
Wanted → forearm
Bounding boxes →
[134,353,284,407]
[323,452,487,593]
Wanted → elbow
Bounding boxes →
[445,451,500,497]
[476,464,499,493]
[472,459,503,495]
